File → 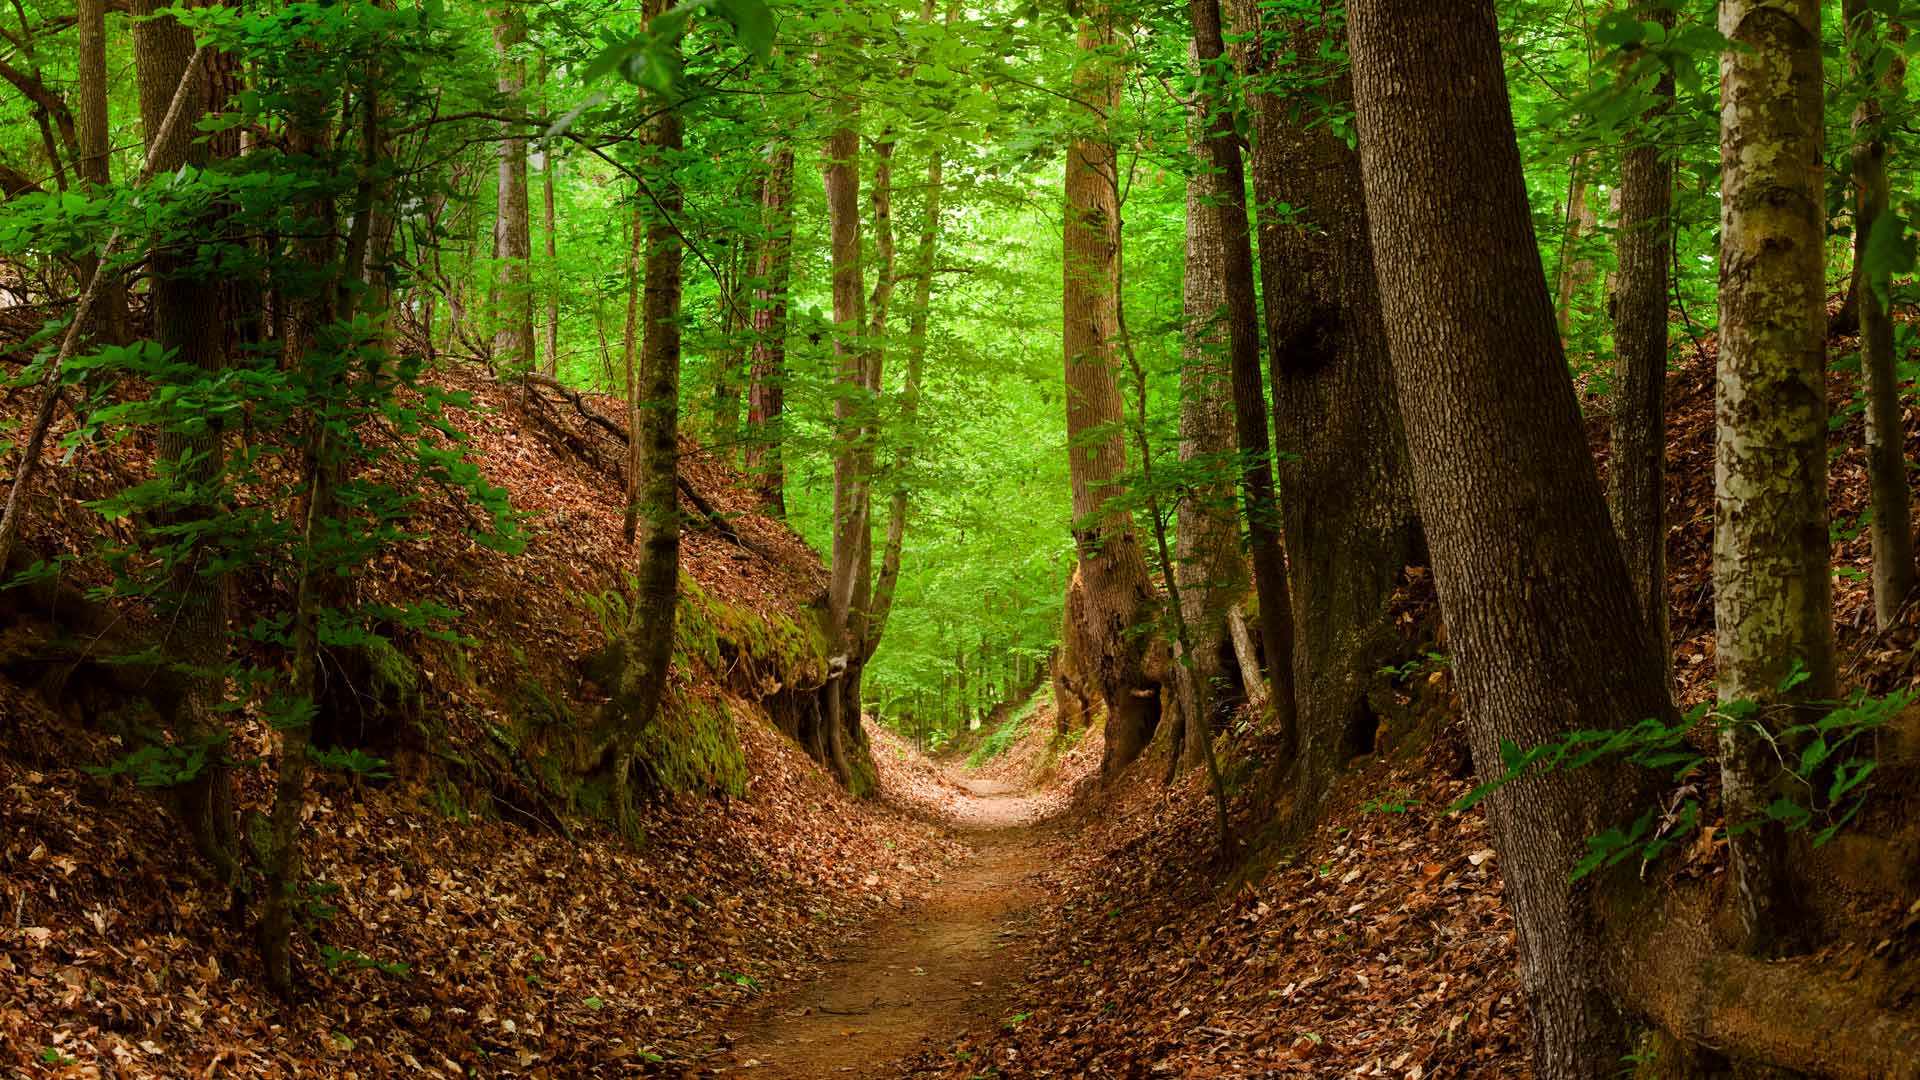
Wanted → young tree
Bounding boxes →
[75,0,127,344]
[1843,0,1914,631]
[1063,10,1164,777]
[1714,0,1831,956]
[1607,3,1677,677]
[1346,0,1671,1072]
[490,3,535,371]
[610,5,686,833]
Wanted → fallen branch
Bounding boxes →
[513,372,776,560]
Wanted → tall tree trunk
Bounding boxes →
[611,7,684,836]
[75,0,127,344]
[869,135,944,657]
[1714,0,1831,957]
[1607,4,1677,681]
[746,144,794,516]
[541,128,561,377]
[1346,1,1671,1074]
[490,4,534,371]
[1170,41,1247,774]
[1844,0,1914,631]
[1230,0,1419,827]
[823,74,869,788]
[620,191,645,542]
[1188,0,1298,753]
[1064,12,1163,778]
[132,0,237,883]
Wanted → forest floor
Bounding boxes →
[712,774,1054,1078]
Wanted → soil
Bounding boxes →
[711,776,1053,1077]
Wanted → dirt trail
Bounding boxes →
[712,777,1051,1077]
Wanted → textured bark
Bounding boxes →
[746,144,794,516]
[1607,5,1676,682]
[1064,13,1162,778]
[1347,2,1672,1075]
[75,0,128,344]
[1230,0,1418,827]
[620,191,644,542]
[490,5,535,371]
[1170,141,1245,771]
[1844,0,1915,631]
[133,0,236,882]
[611,3,684,837]
[1714,0,1831,957]
[1188,0,1297,753]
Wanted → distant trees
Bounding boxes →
[489,3,534,372]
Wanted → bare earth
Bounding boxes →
[712,777,1050,1077]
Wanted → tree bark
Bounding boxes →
[823,69,870,789]
[1346,2,1672,1075]
[611,2,684,836]
[1714,0,1831,959]
[75,0,128,344]
[490,4,535,371]
[1607,4,1676,682]
[1170,39,1247,773]
[132,0,237,884]
[1230,0,1419,828]
[620,190,644,542]
[1188,0,1298,755]
[1064,11,1163,778]
[1844,0,1915,631]
[1554,158,1597,341]
[541,104,560,378]
[746,144,794,516]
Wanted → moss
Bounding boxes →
[635,690,748,798]
[366,637,423,715]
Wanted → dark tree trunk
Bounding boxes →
[133,0,237,884]
[1607,4,1677,680]
[1188,0,1297,753]
[490,4,534,370]
[1229,0,1419,830]
[1346,2,1672,1075]
[76,0,128,344]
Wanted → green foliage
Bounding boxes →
[966,690,1045,768]
[1454,684,1911,880]
[319,944,413,980]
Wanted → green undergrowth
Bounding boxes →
[968,687,1050,768]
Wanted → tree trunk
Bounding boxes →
[1170,41,1247,772]
[490,4,535,371]
[1844,0,1915,631]
[75,0,128,344]
[611,5,684,836]
[1231,0,1419,829]
[869,135,944,658]
[1554,158,1596,341]
[746,144,794,516]
[822,74,869,789]
[1607,4,1676,682]
[1714,0,1831,958]
[541,119,560,378]
[1064,12,1163,778]
[1189,0,1298,756]
[132,0,237,884]
[621,190,645,543]
[1346,2,1672,1075]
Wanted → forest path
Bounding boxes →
[708,774,1053,1077]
